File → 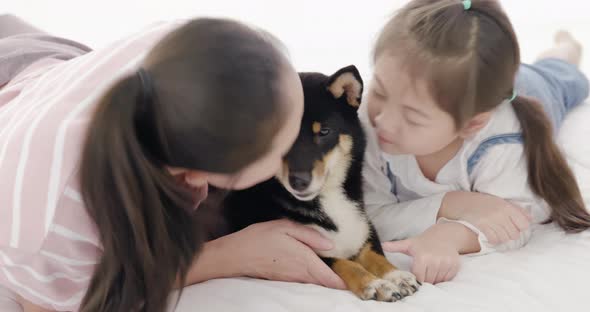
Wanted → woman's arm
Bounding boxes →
[184,219,346,290]
[184,235,241,285]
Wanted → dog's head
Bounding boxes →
[276,65,365,201]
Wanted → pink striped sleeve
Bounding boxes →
[0,21,183,311]
[0,181,100,311]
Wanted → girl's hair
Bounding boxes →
[79,18,290,312]
[374,0,590,232]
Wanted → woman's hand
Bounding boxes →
[186,219,346,290]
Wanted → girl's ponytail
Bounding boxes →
[512,95,590,233]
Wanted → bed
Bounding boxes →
[172,102,590,312]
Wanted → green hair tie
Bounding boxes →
[463,0,472,10]
[508,90,518,102]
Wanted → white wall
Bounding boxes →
[4,0,590,78]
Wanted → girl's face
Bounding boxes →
[175,64,304,191]
[365,55,459,157]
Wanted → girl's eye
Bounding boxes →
[319,128,331,137]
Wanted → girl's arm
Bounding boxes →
[382,188,533,284]
[382,221,480,284]
[437,144,540,254]
[361,130,523,246]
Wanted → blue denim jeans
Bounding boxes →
[516,58,589,131]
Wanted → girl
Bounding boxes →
[0,16,344,312]
[361,0,590,285]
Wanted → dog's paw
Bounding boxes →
[383,270,420,297]
[360,279,403,302]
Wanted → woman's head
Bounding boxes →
[79,18,302,312]
[367,0,518,156]
[142,18,303,189]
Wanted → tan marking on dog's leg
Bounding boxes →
[355,243,398,278]
[332,259,400,301]
[355,243,421,297]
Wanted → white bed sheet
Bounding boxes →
[173,102,590,312]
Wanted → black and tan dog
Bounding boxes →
[223,65,420,301]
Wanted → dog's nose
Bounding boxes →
[288,171,312,191]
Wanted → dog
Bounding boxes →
[222,65,420,301]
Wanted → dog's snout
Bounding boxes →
[288,171,312,191]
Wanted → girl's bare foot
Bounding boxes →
[535,30,583,67]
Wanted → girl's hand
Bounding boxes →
[382,222,478,284]
[439,191,533,245]
[192,219,346,290]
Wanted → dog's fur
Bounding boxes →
[222,65,419,301]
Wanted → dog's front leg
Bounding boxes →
[354,241,420,297]
[323,257,402,301]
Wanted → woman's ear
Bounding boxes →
[459,112,492,139]
[167,166,187,176]
[167,167,208,187]
[184,171,208,188]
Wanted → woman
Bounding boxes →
[0,15,344,312]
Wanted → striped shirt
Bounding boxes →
[0,21,183,311]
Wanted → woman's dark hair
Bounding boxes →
[374,0,590,233]
[79,18,290,312]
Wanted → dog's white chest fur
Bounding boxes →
[308,189,370,259]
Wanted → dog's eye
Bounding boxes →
[319,128,331,137]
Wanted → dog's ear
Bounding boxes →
[326,65,364,109]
